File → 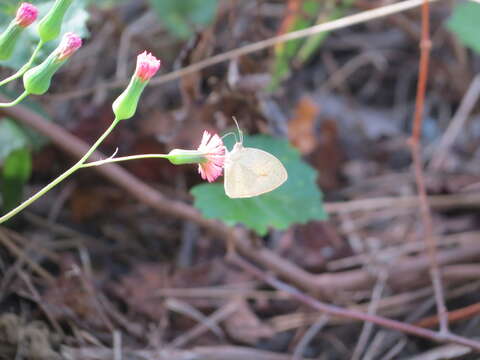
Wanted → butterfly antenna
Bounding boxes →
[221,131,237,143]
[232,116,243,144]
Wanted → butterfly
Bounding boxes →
[224,120,288,198]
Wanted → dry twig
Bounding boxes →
[49,0,443,100]
[228,254,480,351]
[408,0,448,334]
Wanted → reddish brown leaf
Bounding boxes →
[288,96,319,154]
[223,298,274,345]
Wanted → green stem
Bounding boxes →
[0,117,121,224]
[0,91,29,107]
[81,153,169,168]
[0,41,44,87]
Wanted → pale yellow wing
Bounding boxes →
[224,147,288,198]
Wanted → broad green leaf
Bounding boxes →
[191,135,326,235]
[0,0,90,69]
[0,118,30,160]
[148,0,218,39]
[0,113,48,161]
[447,1,480,54]
[1,147,32,214]
[3,147,31,181]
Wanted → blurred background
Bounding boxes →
[1,0,480,359]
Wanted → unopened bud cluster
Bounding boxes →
[1,1,162,124]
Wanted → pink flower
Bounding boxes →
[135,51,161,82]
[15,2,38,28]
[197,130,226,182]
[56,32,82,61]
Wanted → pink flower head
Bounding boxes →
[135,51,161,82]
[197,130,226,182]
[15,2,38,28]
[56,32,82,61]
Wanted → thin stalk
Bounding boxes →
[0,40,44,87]
[0,117,121,224]
[81,153,170,168]
[0,91,29,107]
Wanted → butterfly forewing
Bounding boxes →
[224,146,288,198]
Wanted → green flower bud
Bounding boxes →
[37,0,73,42]
[23,32,81,95]
[0,21,23,60]
[112,77,147,121]
[167,149,207,165]
[112,51,160,121]
[23,53,63,94]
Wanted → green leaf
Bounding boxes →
[0,113,48,161]
[191,135,326,235]
[3,146,31,181]
[0,118,30,160]
[1,147,32,214]
[0,0,90,69]
[447,1,480,54]
[148,0,218,39]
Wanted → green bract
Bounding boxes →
[38,0,73,42]
[23,53,64,95]
[112,78,148,121]
[167,149,206,165]
[0,21,23,60]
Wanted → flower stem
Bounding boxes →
[0,40,44,87]
[80,153,170,168]
[0,91,29,107]
[0,117,121,224]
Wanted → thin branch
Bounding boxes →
[48,0,444,100]
[409,0,449,334]
[228,254,480,351]
[292,315,330,360]
[351,272,387,360]
[324,192,480,215]
[429,74,480,170]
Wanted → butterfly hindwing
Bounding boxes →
[224,146,288,198]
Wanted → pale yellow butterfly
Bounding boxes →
[224,119,288,199]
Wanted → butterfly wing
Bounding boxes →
[224,146,288,198]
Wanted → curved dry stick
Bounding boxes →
[47,0,443,100]
[2,98,480,351]
[1,97,479,302]
[229,254,480,351]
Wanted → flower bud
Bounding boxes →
[16,3,38,28]
[37,0,73,42]
[55,31,82,60]
[112,51,160,120]
[23,32,82,95]
[0,3,38,60]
